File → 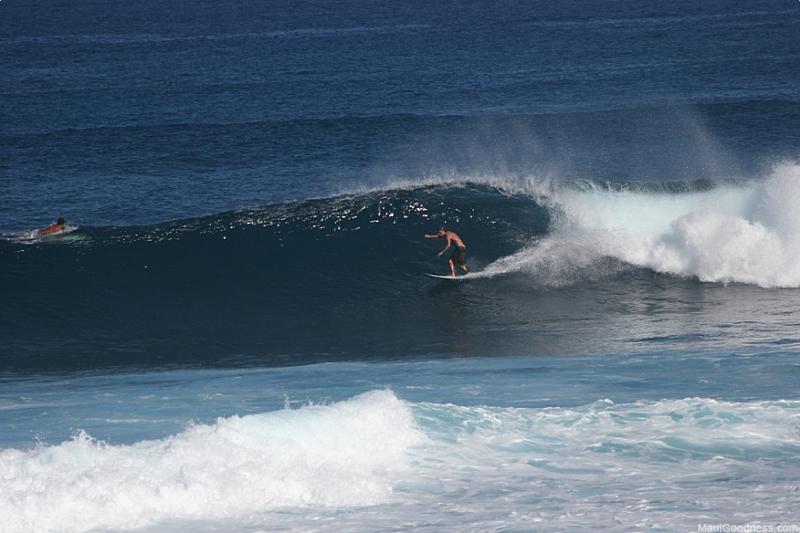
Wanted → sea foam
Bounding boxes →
[0,389,422,533]
[402,396,800,531]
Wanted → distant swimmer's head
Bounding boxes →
[57,217,65,225]
[437,227,446,237]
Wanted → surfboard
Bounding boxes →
[426,273,470,281]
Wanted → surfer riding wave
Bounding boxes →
[425,227,469,278]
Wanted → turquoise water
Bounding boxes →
[2,352,799,531]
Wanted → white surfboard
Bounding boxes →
[426,273,474,281]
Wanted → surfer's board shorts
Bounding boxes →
[449,245,467,265]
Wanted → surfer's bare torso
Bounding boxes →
[425,228,469,277]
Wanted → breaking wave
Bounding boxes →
[3,162,800,371]
[0,390,422,533]
[475,161,800,288]
[3,389,799,532]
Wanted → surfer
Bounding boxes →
[425,227,469,278]
[37,217,66,237]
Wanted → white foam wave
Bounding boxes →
[417,396,800,461]
[3,389,799,531]
[0,389,423,533]
[478,162,800,288]
[403,397,800,530]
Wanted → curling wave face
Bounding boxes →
[3,163,800,371]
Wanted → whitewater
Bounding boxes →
[462,162,800,288]
[2,355,800,533]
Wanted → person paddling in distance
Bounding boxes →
[37,217,66,237]
[425,227,469,278]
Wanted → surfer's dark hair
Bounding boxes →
[57,217,65,225]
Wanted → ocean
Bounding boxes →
[1,0,800,531]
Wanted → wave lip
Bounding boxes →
[0,389,422,533]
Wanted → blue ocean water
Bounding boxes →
[2,0,800,531]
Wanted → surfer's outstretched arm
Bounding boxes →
[424,233,439,239]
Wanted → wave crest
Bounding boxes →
[0,389,422,533]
